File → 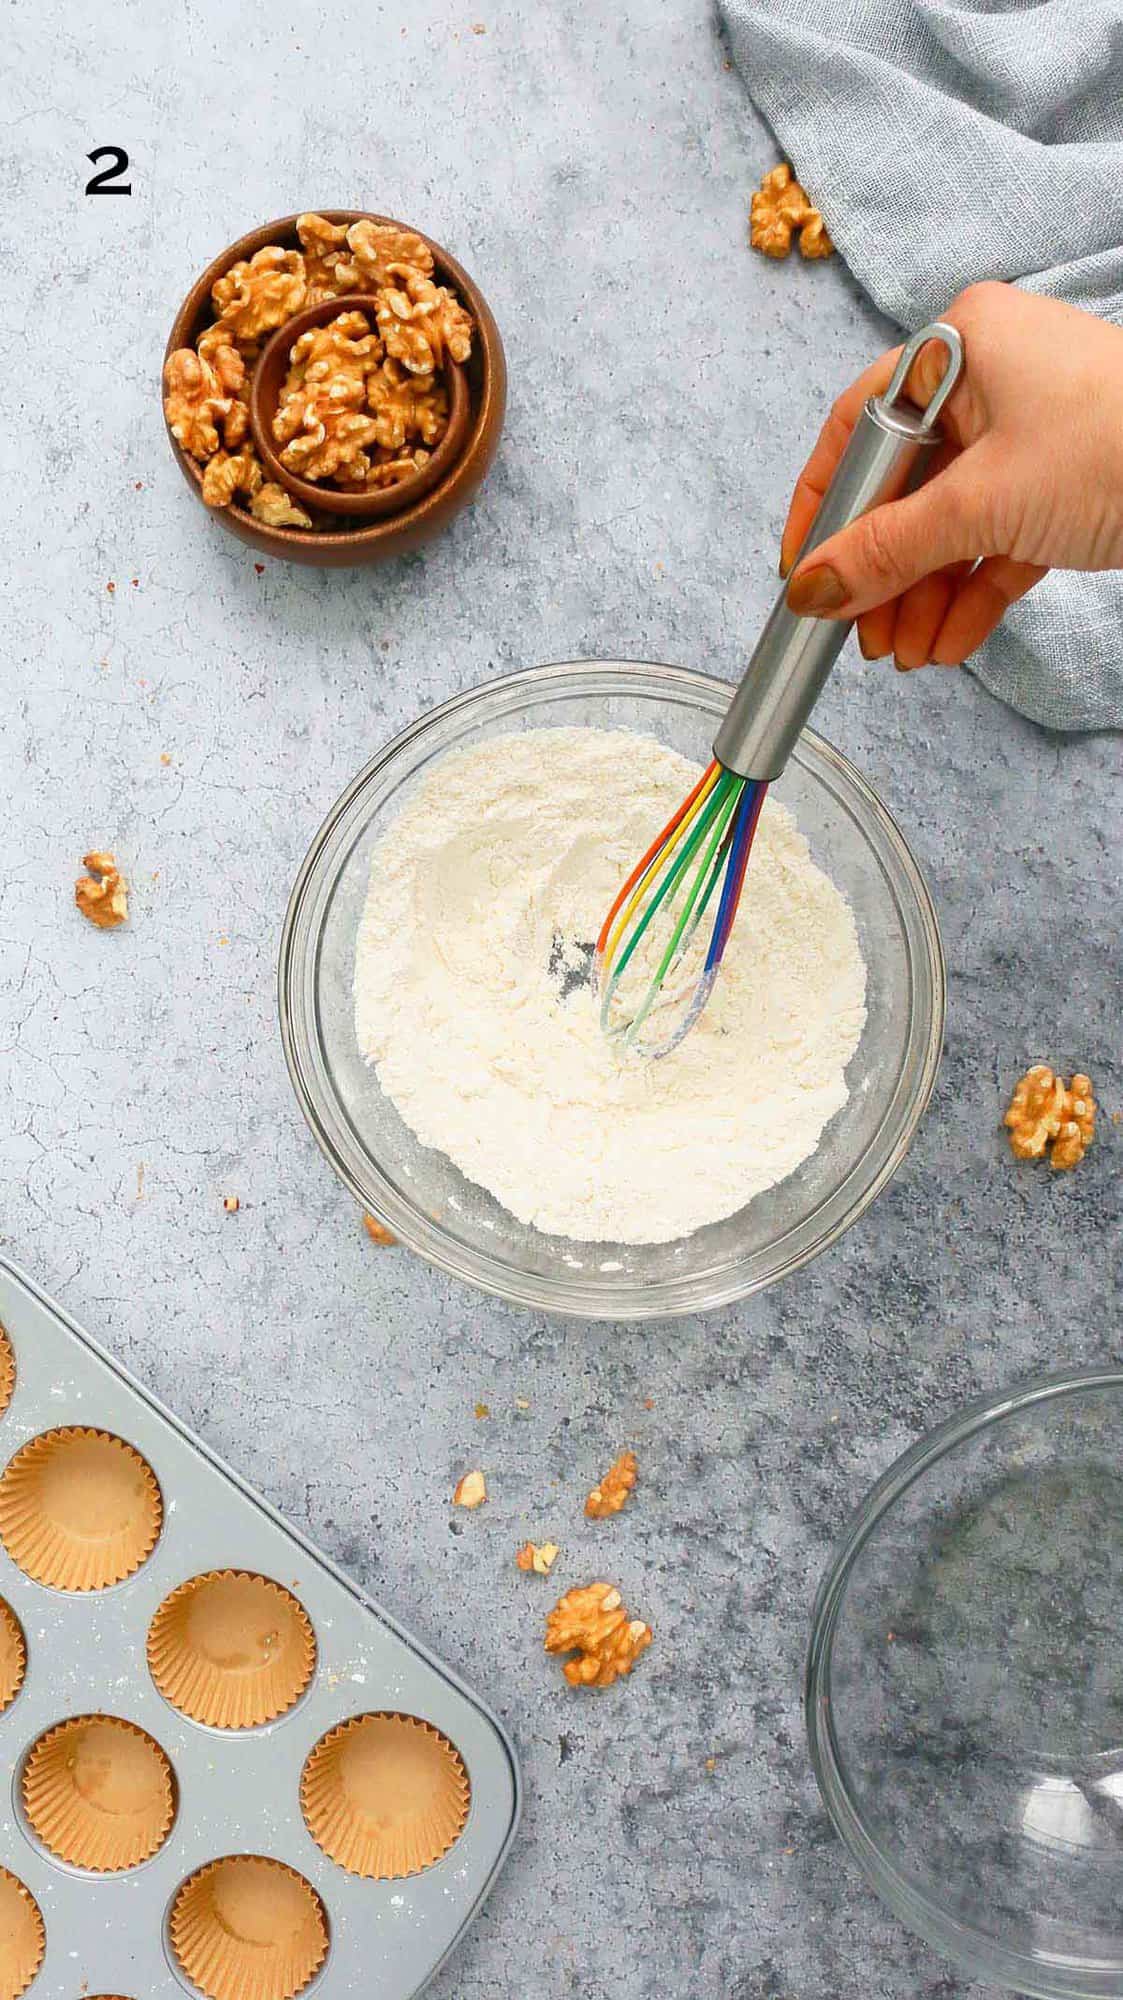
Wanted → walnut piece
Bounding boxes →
[201,446,263,509]
[194,327,247,394]
[516,1541,560,1575]
[453,1470,487,1509]
[367,357,449,451]
[343,218,434,289]
[365,447,431,488]
[362,1213,396,1246]
[585,1449,638,1520]
[1005,1065,1096,1171]
[75,851,128,930]
[750,164,833,261]
[375,271,474,375]
[211,246,308,347]
[296,212,353,304]
[251,483,313,530]
[545,1582,652,1689]
[163,349,232,461]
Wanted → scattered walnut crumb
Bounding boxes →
[75,851,129,930]
[471,19,486,29]
[585,1449,638,1520]
[1004,1064,1096,1171]
[474,1401,490,1419]
[453,1470,487,1509]
[160,752,172,766]
[515,1397,530,1411]
[106,580,116,594]
[362,1213,396,1245]
[223,1195,239,1213]
[516,1541,559,1575]
[705,1756,717,1773]
[545,1582,652,1689]
[750,164,833,260]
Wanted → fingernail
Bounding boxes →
[858,635,875,661]
[893,656,910,674]
[778,551,791,579]
[786,564,848,615]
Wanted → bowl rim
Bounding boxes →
[805,1363,1123,1999]
[278,658,947,1321]
[162,208,504,554]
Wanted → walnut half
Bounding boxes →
[750,164,833,261]
[1005,1064,1096,1171]
[545,1582,652,1689]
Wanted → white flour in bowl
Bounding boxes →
[354,726,866,1244]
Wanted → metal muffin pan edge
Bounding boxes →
[0,1255,520,1999]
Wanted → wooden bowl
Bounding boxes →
[163,212,506,567]
[250,294,471,519]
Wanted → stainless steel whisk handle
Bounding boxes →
[714,321,965,783]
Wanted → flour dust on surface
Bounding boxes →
[354,727,867,1245]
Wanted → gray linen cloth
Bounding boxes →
[718,0,1123,731]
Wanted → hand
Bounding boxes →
[780,283,1123,669]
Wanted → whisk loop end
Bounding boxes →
[596,762,767,1058]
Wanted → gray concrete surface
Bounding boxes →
[2,1,1120,1994]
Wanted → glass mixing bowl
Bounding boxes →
[807,1368,1123,1998]
[278,660,944,1318]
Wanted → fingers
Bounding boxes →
[780,349,903,575]
[890,570,958,669]
[786,456,982,620]
[930,556,1046,663]
[856,602,896,660]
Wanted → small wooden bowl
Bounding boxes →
[163,212,506,567]
[250,294,471,520]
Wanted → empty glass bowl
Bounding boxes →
[807,1368,1123,1998]
[278,660,944,1318]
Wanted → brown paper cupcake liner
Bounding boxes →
[148,1571,316,1729]
[22,1713,176,1872]
[0,1427,162,1590]
[300,1712,469,1880]
[0,1599,27,1715]
[169,1855,328,2000]
[0,1324,14,1422]
[0,1867,44,2000]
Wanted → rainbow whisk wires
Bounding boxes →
[596,761,767,1057]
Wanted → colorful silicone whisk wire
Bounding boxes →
[596,761,768,1058]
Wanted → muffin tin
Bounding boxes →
[0,1256,519,1999]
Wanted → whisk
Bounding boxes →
[597,321,963,1057]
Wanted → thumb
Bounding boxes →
[785,457,983,620]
